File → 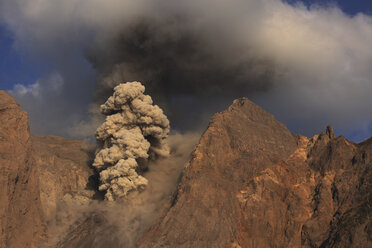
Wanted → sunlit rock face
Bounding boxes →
[139,98,372,248]
[0,90,46,248]
[1,91,371,248]
[32,135,96,220]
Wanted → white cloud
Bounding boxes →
[10,82,40,97]
[9,72,64,98]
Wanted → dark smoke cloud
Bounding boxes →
[90,18,275,99]
[1,0,372,141]
[87,2,277,131]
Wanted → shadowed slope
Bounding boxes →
[139,98,372,248]
[0,90,46,248]
[139,98,298,247]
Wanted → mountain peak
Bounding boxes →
[326,125,335,139]
[0,90,20,111]
[0,91,45,248]
[138,99,372,248]
[1,94,371,248]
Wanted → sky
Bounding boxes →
[0,0,372,142]
[3,0,370,91]
[0,28,37,90]
[286,1,372,15]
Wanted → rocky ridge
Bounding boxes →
[0,91,96,248]
[32,135,96,221]
[0,93,371,247]
[138,98,372,247]
[0,90,46,248]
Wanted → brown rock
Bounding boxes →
[138,98,298,247]
[31,135,96,223]
[1,92,371,248]
[0,91,96,247]
[0,90,46,248]
[138,98,372,248]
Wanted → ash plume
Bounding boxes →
[93,81,170,201]
[44,132,199,248]
[89,9,276,131]
[2,0,372,139]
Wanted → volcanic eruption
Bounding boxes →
[92,82,170,201]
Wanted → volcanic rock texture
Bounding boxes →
[0,91,95,248]
[31,135,96,225]
[138,98,372,248]
[0,92,371,248]
[0,90,45,248]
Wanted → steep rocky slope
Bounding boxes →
[138,98,298,247]
[138,98,372,248]
[1,92,371,248]
[0,90,46,248]
[0,91,96,247]
[32,135,96,223]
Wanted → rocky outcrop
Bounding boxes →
[139,98,298,247]
[32,135,96,224]
[138,98,372,248]
[0,90,46,248]
[230,128,372,248]
[1,92,371,248]
[0,91,96,247]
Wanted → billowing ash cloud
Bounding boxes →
[1,0,372,140]
[93,82,170,201]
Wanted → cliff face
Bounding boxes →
[138,98,372,248]
[0,91,96,247]
[139,98,298,247]
[31,135,97,247]
[1,92,371,248]
[0,90,46,248]
[230,128,372,248]
[32,135,96,222]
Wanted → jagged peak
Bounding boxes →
[0,90,20,111]
[226,97,277,120]
[232,97,251,106]
[326,125,335,140]
[229,97,258,111]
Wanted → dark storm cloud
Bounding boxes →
[88,14,276,130]
[1,0,372,140]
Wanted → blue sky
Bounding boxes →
[1,0,372,142]
[286,0,372,15]
[0,28,34,90]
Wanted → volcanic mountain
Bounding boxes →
[0,90,371,247]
